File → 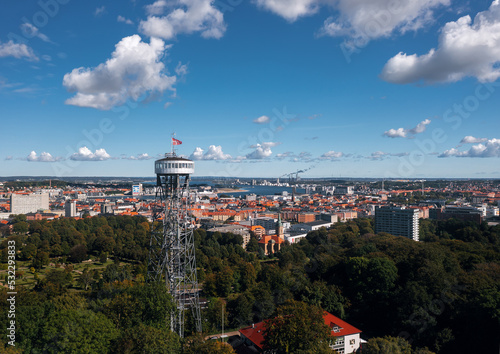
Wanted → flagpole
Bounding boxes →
[171,133,182,156]
[171,132,175,156]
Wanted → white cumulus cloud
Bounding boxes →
[117,16,134,25]
[439,138,500,158]
[246,142,279,159]
[175,62,188,76]
[381,1,500,84]
[26,151,59,162]
[63,35,176,110]
[460,136,488,144]
[190,145,231,160]
[409,119,431,134]
[368,151,389,160]
[20,23,51,43]
[0,41,38,60]
[70,147,111,161]
[253,0,319,22]
[253,115,270,124]
[276,151,314,162]
[295,151,313,161]
[368,151,408,159]
[320,0,449,40]
[383,127,407,138]
[256,0,449,41]
[190,147,204,160]
[146,0,169,15]
[140,0,226,40]
[125,153,153,160]
[383,119,431,138]
[276,151,294,160]
[320,151,344,160]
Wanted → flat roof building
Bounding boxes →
[375,206,419,241]
[65,200,77,218]
[207,224,251,249]
[430,206,482,223]
[11,193,49,215]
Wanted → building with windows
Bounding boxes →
[251,217,277,233]
[26,212,58,221]
[375,206,419,241]
[290,220,334,233]
[334,186,354,195]
[429,206,482,223]
[297,212,316,223]
[258,235,285,255]
[238,311,362,353]
[249,225,265,239]
[10,193,49,214]
[324,312,363,354]
[65,200,77,218]
[207,224,251,249]
[132,184,143,196]
[251,216,291,235]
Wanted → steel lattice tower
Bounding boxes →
[147,152,202,337]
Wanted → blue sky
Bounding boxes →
[1,0,499,178]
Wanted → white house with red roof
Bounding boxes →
[323,311,362,353]
[238,311,362,353]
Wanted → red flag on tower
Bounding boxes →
[172,138,182,145]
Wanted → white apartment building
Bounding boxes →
[11,193,49,214]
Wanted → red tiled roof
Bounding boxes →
[250,225,265,231]
[258,235,285,244]
[323,311,361,337]
[239,311,361,350]
[239,322,267,350]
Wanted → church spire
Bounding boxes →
[276,211,284,239]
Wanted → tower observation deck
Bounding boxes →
[147,151,202,337]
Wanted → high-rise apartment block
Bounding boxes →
[65,200,77,218]
[10,193,49,214]
[375,206,419,241]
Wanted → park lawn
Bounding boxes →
[0,257,131,290]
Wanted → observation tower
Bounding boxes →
[147,137,202,337]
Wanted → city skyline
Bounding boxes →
[1,0,500,178]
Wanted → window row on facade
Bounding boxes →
[156,162,194,170]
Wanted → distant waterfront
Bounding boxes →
[141,180,306,197]
[222,185,305,197]
[191,181,306,197]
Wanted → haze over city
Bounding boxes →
[1,0,499,178]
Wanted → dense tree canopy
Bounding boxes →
[263,300,332,354]
[0,215,498,353]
